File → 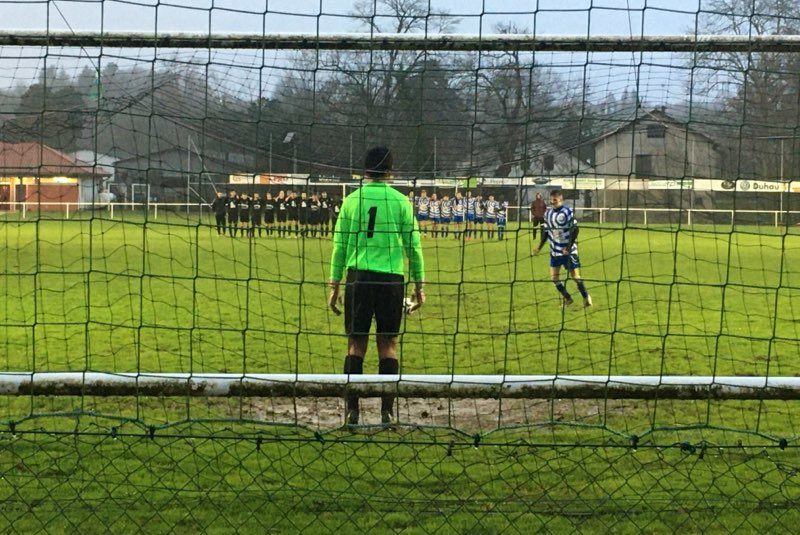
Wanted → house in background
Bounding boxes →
[71,150,117,205]
[592,108,724,181]
[0,142,111,211]
[509,139,594,179]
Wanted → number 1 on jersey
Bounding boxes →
[367,206,377,238]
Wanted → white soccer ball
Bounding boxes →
[403,297,415,315]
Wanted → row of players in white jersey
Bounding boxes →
[407,190,509,239]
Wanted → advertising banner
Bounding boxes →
[648,179,694,190]
[229,173,310,185]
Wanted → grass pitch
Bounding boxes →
[1,211,799,533]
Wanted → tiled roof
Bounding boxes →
[0,142,111,177]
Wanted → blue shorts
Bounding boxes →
[417,213,428,221]
[466,213,475,221]
[498,218,506,226]
[440,217,451,224]
[453,215,463,223]
[432,217,441,224]
[474,217,483,224]
[485,217,497,225]
[550,253,581,271]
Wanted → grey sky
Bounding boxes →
[0,0,700,35]
[0,1,715,104]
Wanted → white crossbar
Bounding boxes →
[1,373,799,400]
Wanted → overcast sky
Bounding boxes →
[0,1,715,104]
[0,0,702,35]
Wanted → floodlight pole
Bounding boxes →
[433,136,437,179]
[187,136,191,216]
[780,138,785,223]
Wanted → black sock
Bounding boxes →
[554,280,572,300]
[576,279,589,298]
[344,355,363,422]
[378,358,399,417]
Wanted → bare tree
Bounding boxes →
[698,0,800,179]
[470,23,567,177]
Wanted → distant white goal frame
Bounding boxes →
[3,373,800,400]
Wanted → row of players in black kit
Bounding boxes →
[210,190,341,237]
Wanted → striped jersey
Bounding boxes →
[452,198,464,216]
[441,199,452,218]
[497,205,507,224]
[485,200,499,218]
[417,196,430,215]
[544,205,578,256]
[430,200,441,218]
[475,200,484,216]
[466,197,476,214]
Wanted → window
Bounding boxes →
[635,154,653,177]
[646,124,666,138]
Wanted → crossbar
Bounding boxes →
[3,373,800,400]
[0,31,799,52]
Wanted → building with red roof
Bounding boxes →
[0,142,111,211]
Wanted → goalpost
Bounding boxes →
[1,1,800,532]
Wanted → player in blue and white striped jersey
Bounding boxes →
[439,194,452,238]
[416,190,430,236]
[452,191,465,239]
[532,190,592,308]
[473,195,485,239]
[429,193,441,238]
[484,195,499,239]
[465,191,476,239]
[496,200,507,241]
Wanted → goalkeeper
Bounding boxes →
[328,146,426,425]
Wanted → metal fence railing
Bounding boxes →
[3,202,800,227]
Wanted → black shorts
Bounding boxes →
[252,214,262,226]
[288,212,298,222]
[533,216,545,226]
[227,214,238,224]
[240,215,250,224]
[309,212,319,225]
[265,211,275,224]
[299,212,308,225]
[344,270,405,337]
[277,211,287,223]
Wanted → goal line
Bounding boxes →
[2,373,799,400]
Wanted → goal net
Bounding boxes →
[0,0,799,532]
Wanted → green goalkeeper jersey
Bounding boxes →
[330,181,425,282]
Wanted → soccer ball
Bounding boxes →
[403,297,415,315]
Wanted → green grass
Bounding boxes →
[1,212,800,533]
[2,213,799,377]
